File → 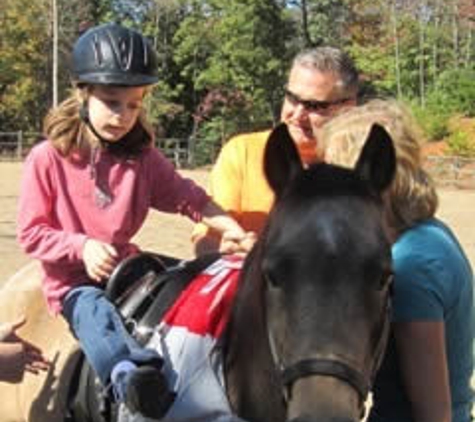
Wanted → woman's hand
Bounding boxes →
[0,317,50,382]
[83,238,119,282]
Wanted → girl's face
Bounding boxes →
[87,85,146,143]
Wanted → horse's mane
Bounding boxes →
[221,237,267,366]
[220,232,285,418]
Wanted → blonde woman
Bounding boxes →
[321,99,474,422]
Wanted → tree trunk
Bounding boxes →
[419,5,426,108]
[432,0,440,88]
[452,0,460,68]
[301,0,313,47]
[391,1,402,98]
[464,26,472,66]
[52,0,58,108]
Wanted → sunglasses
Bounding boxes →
[284,88,350,112]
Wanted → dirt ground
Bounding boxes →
[1,161,475,284]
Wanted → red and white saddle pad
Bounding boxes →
[120,255,247,422]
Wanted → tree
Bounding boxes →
[200,0,291,123]
[0,0,50,131]
[167,0,292,162]
[287,0,352,48]
[0,0,473,161]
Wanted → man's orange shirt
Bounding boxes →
[192,130,319,244]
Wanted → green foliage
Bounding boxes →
[0,0,50,130]
[349,44,396,94]
[303,0,352,47]
[432,69,475,117]
[0,0,474,164]
[192,0,292,122]
[192,88,258,166]
[410,69,475,144]
[447,130,475,157]
[193,120,223,167]
[173,2,217,85]
[166,0,291,161]
[411,102,451,141]
[0,0,124,132]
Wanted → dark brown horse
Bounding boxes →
[0,123,395,422]
[222,123,395,422]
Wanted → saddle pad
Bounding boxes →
[121,255,246,422]
[161,255,243,337]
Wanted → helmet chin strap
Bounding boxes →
[79,101,110,145]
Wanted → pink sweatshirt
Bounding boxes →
[17,141,209,314]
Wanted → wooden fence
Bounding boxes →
[155,138,191,168]
[424,155,475,189]
[0,132,193,168]
[0,131,39,160]
[2,131,475,186]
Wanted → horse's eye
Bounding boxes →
[264,271,280,288]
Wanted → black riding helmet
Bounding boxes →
[71,23,159,86]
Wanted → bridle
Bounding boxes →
[281,357,370,403]
[267,289,391,414]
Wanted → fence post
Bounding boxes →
[187,136,195,167]
[17,131,23,159]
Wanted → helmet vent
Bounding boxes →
[143,39,149,67]
[92,34,104,67]
[107,31,132,71]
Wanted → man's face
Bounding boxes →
[280,65,355,146]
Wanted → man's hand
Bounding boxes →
[0,317,50,383]
[220,231,256,255]
[83,238,119,282]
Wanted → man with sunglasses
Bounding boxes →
[192,47,359,255]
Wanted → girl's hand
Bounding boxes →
[83,238,119,282]
[0,316,50,382]
[220,231,256,255]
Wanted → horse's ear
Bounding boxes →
[354,124,396,194]
[264,123,303,197]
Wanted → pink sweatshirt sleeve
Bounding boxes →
[146,148,210,222]
[17,144,87,264]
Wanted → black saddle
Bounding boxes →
[65,252,221,422]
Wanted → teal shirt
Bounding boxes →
[369,218,474,422]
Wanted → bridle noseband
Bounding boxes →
[282,358,369,403]
[267,291,391,414]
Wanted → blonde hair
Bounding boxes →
[43,86,155,159]
[321,98,438,234]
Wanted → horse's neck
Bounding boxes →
[226,333,285,422]
[224,260,286,422]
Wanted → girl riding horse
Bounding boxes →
[16,22,253,420]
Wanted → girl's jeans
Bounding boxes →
[62,285,161,384]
